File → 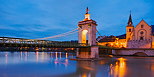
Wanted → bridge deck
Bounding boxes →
[0,37,89,48]
[0,43,89,48]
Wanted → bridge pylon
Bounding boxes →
[76,7,99,59]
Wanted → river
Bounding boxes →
[0,51,154,77]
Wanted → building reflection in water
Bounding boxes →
[110,57,127,77]
[35,51,39,62]
[51,52,70,67]
[5,52,8,64]
[20,52,22,60]
[60,52,62,59]
[149,60,154,76]
[66,57,131,77]
[54,52,58,65]
[76,61,94,77]
[70,57,126,77]
[75,60,113,77]
[55,52,58,59]
[66,52,68,58]
[24,52,28,62]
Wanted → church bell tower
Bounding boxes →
[126,13,134,41]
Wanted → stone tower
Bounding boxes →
[126,13,134,41]
[78,7,97,46]
[77,8,99,59]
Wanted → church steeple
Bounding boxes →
[127,12,133,26]
[126,11,134,42]
[84,7,90,21]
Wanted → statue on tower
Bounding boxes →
[86,7,89,14]
[84,7,91,21]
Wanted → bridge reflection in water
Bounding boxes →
[0,52,154,77]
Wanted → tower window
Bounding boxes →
[129,29,131,32]
[140,37,144,40]
[141,25,144,28]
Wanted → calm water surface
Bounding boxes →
[0,51,154,77]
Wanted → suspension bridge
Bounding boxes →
[0,28,89,48]
[0,27,101,48]
[0,8,110,58]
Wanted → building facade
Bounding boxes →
[98,14,154,48]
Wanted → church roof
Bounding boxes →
[97,34,126,42]
[116,34,126,39]
[98,36,116,42]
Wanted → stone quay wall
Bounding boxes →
[112,48,154,56]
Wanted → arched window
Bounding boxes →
[140,37,144,40]
[140,31,144,35]
[129,29,131,32]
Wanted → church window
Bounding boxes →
[140,31,144,35]
[140,37,144,40]
[129,29,131,32]
[141,25,144,28]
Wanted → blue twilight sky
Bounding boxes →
[0,0,154,41]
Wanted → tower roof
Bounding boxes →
[127,12,133,27]
[128,14,132,24]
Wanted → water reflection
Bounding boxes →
[0,51,73,65]
[76,61,98,77]
[110,58,127,77]
[1,52,154,77]
[73,60,116,77]
[5,52,8,64]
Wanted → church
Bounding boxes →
[97,14,154,48]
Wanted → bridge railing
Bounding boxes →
[0,37,58,44]
[0,37,88,47]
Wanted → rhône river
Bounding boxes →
[0,52,154,77]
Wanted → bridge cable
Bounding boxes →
[37,31,78,40]
[37,28,79,40]
[96,30,103,43]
